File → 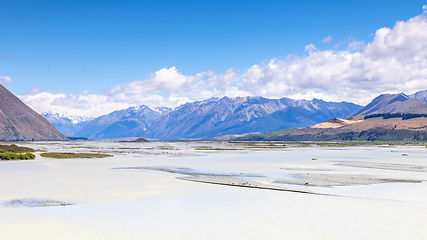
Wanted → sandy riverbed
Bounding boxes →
[0,141,426,239]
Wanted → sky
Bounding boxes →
[1,0,427,117]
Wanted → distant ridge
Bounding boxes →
[76,105,169,139]
[42,112,93,137]
[68,96,361,140]
[410,90,427,104]
[0,84,67,141]
[350,93,427,117]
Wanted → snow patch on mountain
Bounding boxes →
[42,112,94,124]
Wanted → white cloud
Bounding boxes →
[364,14,427,61]
[18,90,189,118]
[322,36,333,43]
[0,76,12,84]
[304,44,317,54]
[17,6,427,118]
[348,39,365,51]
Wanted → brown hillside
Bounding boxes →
[281,116,427,138]
[0,84,68,141]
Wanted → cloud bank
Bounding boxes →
[18,7,427,118]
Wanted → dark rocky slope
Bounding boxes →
[0,84,67,141]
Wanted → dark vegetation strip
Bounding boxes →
[235,128,427,142]
[264,129,427,141]
[364,113,427,120]
[232,139,427,147]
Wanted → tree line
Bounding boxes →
[364,113,427,120]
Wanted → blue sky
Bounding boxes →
[1,1,427,117]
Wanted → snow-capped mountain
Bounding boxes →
[74,105,171,139]
[140,96,361,139]
[41,112,94,137]
[71,96,361,140]
[43,112,94,124]
[410,90,427,104]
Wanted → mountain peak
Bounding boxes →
[0,84,67,140]
[153,106,172,113]
[410,89,427,104]
[350,92,427,117]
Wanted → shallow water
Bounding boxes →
[1,141,426,239]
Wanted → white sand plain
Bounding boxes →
[1,141,426,239]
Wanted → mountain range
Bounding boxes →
[37,89,427,141]
[3,79,427,142]
[48,96,361,140]
[41,112,94,137]
[240,92,427,141]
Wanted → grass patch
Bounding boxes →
[232,142,287,149]
[195,146,242,151]
[0,152,35,160]
[40,152,113,159]
[0,144,34,153]
[157,146,174,150]
[258,127,300,138]
[0,144,35,160]
[234,127,300,141]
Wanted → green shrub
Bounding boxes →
[0,144,34,153]
[0,152,35,160]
